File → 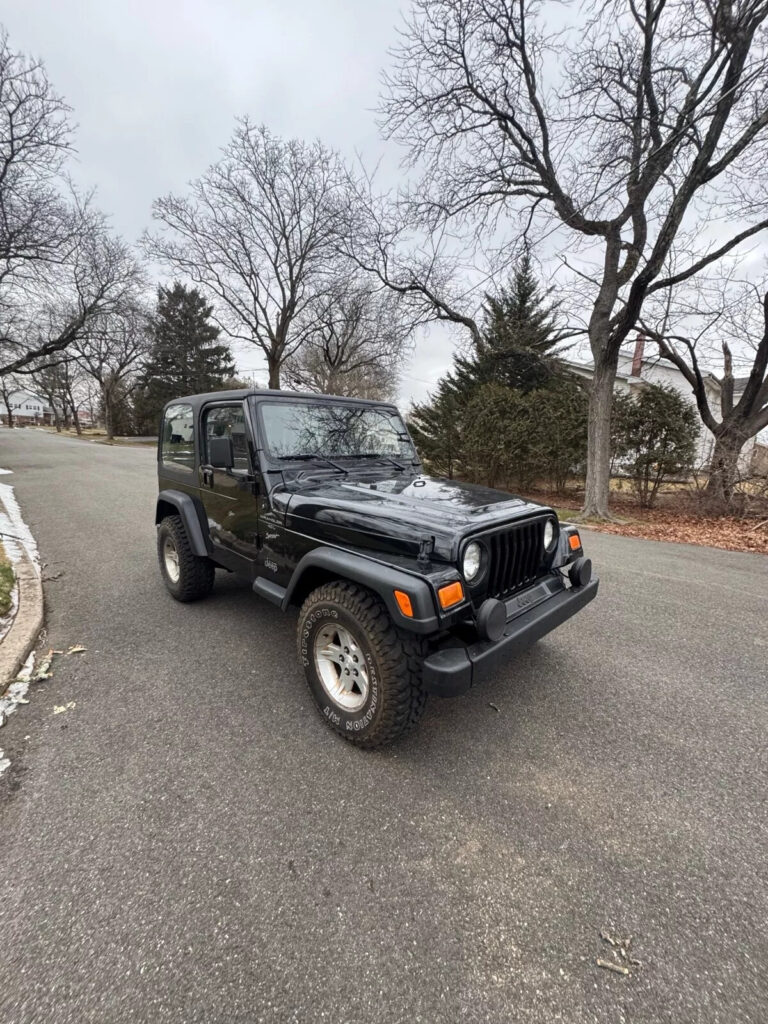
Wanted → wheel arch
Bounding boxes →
[155,489,210,558]
[283,547,439,634]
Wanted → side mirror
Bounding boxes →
[208,436,234,469]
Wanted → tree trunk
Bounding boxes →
[103,387,114,441]
[268,358,280,390]
[2,395,13,429]
[705,427,746,509]
[582,354,619,518]
[71,404,82,436]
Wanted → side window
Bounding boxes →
[203,404,250,471]
[161,403,195,471]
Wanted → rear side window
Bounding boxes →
[161,403,195,470]
[203,404,250,471]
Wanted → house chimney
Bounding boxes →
[631,333,645,377]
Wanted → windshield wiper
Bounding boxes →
[351,454,407,472]
[277,454,348,475]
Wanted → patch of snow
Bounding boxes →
[0,652,34,720]
[0,477,39,573]
[0,653,35,776]
[0,467,13,474]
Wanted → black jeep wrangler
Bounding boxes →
[156,390,598,747]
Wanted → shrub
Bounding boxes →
[612,383,698,507]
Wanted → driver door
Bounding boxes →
[199,402,260,563]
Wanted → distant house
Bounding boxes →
[0,389,63,427]
[1,389,46,426]
[566,336,768,477]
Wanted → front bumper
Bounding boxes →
[422,574,599,697]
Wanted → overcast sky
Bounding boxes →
[3,0,455,404]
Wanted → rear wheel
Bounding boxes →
[157,515,215,602]
[298,581,427,748]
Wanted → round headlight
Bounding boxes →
[463,541,482,582]
[543,519,556,551]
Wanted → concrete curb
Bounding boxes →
[0,551,43,691]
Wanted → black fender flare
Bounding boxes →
[156,490,210,558]
[283,547,440,634]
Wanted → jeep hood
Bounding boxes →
[280,473,551,562]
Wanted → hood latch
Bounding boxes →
[417,536,435,566]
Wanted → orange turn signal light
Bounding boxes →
[394,590,414,617]
[438,580,465,610]
[569,532,582,551]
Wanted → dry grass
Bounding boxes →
[0,541,15,616]
[41,426,105,437]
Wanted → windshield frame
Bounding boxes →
[252,395,419,468]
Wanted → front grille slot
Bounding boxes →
[485,519,547,599]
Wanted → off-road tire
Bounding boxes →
[298,581,428,748]
[157,515,215,602]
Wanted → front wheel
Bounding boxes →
[297,582,428,748]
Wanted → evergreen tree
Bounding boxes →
[612,384,698,508]
[409,253,582,488]
[409,377,469,479]
[455,251,567,394]
[134,283,236,432]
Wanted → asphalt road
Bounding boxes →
[1,428,766,1024]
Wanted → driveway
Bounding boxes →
[0,427,766,1024]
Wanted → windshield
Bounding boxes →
[259,401,416,461]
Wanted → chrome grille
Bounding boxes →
[484,519,548,599]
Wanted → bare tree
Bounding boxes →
[643,280,768,505]
[52,356,85,434]
[29,362,65,430]
[0,30,143,379]
[0,27,73,292]
[75,304,151,440]
[340,166,491,350]
[282,279,410,399]
[0,197,143,378]
[145,121,353,389]
[375,0,768,517]
[0,372,20,427]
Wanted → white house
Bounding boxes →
[1,388,93,429]
[566,336,768,476]
[0,389,47,426]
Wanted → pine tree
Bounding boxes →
[456,251,566,393]
[134,284,236,432]
[409,254,586,489]
[409,376,469,479]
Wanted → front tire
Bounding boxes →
[157,515,215,602]
[297,581,428,748]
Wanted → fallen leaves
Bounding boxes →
[1,644,87,776]
[34,650,55,680]
[52,701,76,716]
[596,928,642,978]
[596,958,630,976]
[0,643,87,730]
[591,511,768,554]
[530,491,768,555]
